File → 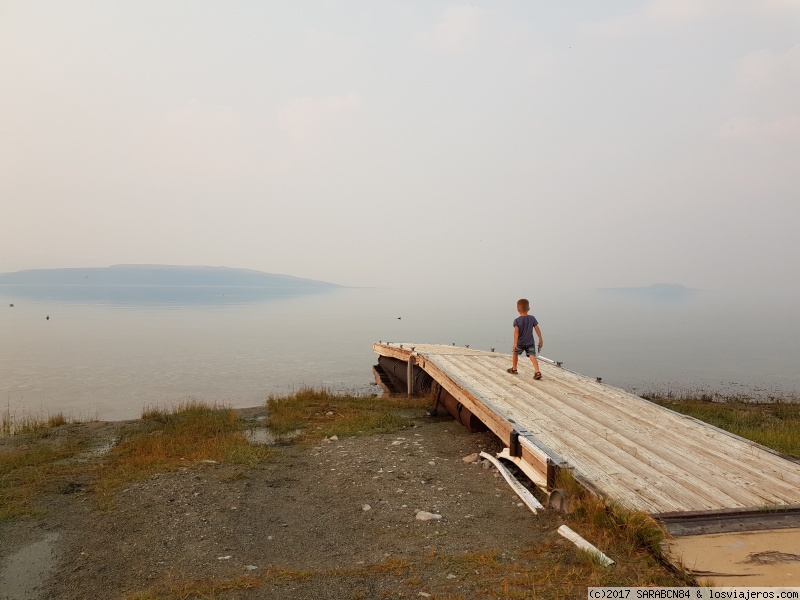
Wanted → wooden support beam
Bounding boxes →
[375,342,571,491]
[412,353,515,442]
[373,343,411,362]
[497,448,548,489]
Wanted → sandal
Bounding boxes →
[534,372,542,380]
[506,368,518,374]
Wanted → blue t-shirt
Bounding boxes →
[513,314,539,347]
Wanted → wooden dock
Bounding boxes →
[373,343,800,518]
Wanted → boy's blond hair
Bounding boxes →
[517,298,530,312]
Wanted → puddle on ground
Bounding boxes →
[87,437,117,457]
[67,437,119,463]
[745,550,800,565]
[669,528,800,586]
[245,428,302,445]
[0,532,60,600]
[245,428,275,445]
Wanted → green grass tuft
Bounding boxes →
[1,408,70,438]
[266,388,428,443]
[126,571,258,599]
[0,438,87,521]
[94,401,273,509]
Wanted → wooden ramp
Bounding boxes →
[373,343,800,517]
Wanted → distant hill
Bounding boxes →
[0,265,339,289]
[0,265,340,305]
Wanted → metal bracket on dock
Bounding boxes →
[509,430,521,457]
[406,352,416,397]
[505,421,572,491]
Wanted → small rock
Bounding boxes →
[325,411,334,416]
[321,438,331,445]
[329,435,339,441]
[415,511,442,522]
[217,555,232,560]
[428,461,435,466]
[391,440,403,446]
[419,593,432,598]
[462,453,480,463]
[446,573,457,579]
[244,565,258,571]
[362,504,372,511]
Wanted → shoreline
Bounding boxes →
[3,392,798,596]
[4,385,800,438]
[1,396,692,599]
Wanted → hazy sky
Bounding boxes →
[2,1,798,292]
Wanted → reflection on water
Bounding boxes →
[0,285,798,421]
[0,284,332,306]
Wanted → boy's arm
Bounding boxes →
[535,325,543,350]
[512,325,519,350]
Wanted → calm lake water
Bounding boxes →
[1,285,798,421]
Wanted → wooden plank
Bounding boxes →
[544,371,800,504]
[448,356,709,509]
[462,363,701,511]
[468,352,800,510]
[516,386,757,509]
[373,342,800,516]
[373,343,412,361]
[414,355,515,443]
[529,388,795,509]
[553,368,800,485]
[429,356,685,512]
[498,447,548,489]
[431,355,728,512]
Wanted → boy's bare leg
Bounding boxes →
[511,351,519,371]
[529,355,540,373]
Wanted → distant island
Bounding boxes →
[597,283,699,301]
[0,265,341,305]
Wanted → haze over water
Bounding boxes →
[2,285,797,421]
[2,4,798,420]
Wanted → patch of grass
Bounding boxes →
[171,544,685,599]
[421,535,687,597]
[0,438,87,521]
[645,397,800,458]
[127,558,410,600]
[262,566,316,582]
[556,470,664,558]
[267,388,429,443]
[94,401,273,508]
[545,469,694,589]
[127,571,258,599]
[1,408,70,437]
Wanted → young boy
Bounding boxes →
[508,298,543,380]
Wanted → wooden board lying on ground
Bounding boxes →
[373,343,800,517]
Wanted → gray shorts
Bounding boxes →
[514,344,537,357]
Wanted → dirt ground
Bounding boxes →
[0,408,675,599]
